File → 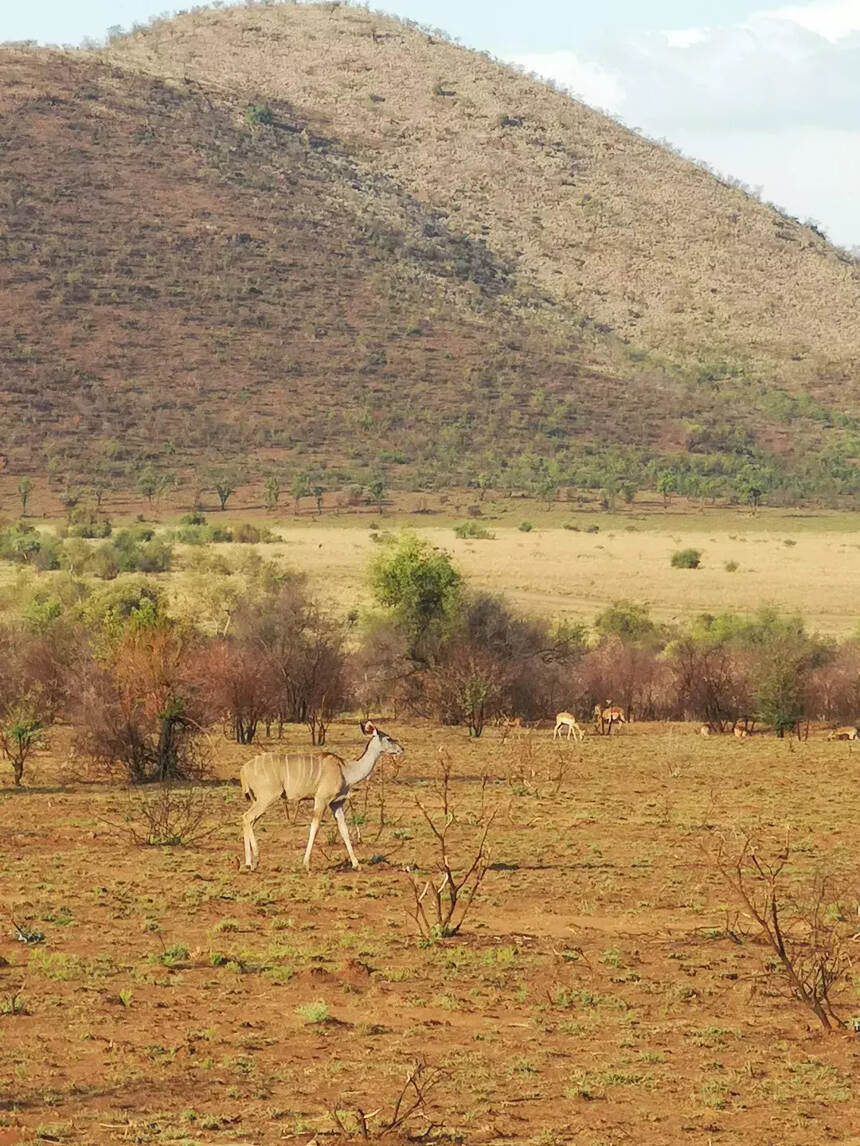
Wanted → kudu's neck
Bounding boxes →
[342,737,384,788]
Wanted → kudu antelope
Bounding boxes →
[240,721,403,872]
[733,723,749,739]
[699,724,711,737]
[554,711,585,741]
[827,726,859,741]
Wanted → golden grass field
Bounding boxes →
[2,720,859,1146]
[156,497,860,637]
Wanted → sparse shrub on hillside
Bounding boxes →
[671,548,702,569]
[209,467,242,512]
[518,521,533,533]
[725,560,739,572]
[453,521,495,540]
[17,477,31,515]
[291,471,312,515]
[180,511,207,526]
[263,475,281,513]
[136,467,175,507]
[368,477,386,516]
[244,103,273,128]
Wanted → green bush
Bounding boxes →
[453,521,495,540]
[0,523,61,569]
[65,508,112,539]
[245,103,274,127]
[671,548,702,569]
[518,521,533,533]
[180,511,207,526]
[725,560,739,572]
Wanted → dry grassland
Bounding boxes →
[2,721,859,1145]
[166,508,860,637]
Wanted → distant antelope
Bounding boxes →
[499,714,522,735]
[827,726,858,741]
[699,724,711,737]
[733,723,749,739]
[554,711,585,741]
[240,721,403,872]
[594,702,626,735]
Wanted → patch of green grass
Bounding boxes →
[296,1000,330,1024]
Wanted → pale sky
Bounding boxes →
[4,0,859,248]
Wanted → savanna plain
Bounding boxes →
[2,503,860,1146]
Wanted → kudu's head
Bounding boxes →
[360,720,404,757]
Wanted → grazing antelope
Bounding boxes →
[733,723,749,739]
[594,702,626,735]
[827,726,859,741]
[240,721,403,873]
[554,711,585,741]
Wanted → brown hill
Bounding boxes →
[0,3,858,506]
[104,3,859,396]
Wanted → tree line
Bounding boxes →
[1,534,858,786]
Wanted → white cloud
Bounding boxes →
[512,50,624,112]
[774,0,860,40]
[663,28,709,48]
[507,2,860,246]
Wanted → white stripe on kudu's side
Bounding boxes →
[240,721,403,873]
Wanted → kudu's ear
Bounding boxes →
[360,720,376,735]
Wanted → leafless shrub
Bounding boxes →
[104,783,220,846]
[708,831,854,1031]
[503,733,570,799]
[330,1059,447,1139]
[405,750,494,940]
[195,637,275,743]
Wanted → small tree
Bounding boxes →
[657,471,677,508]
[263,475,281,513]
[17,477,31,516]
[0,703,44,786]
[209,467,241,512]
[313,484,325,515]
[291,472,312,515]
[370,534,462,660]
[136,467,160,507]
[368,477,386,516]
